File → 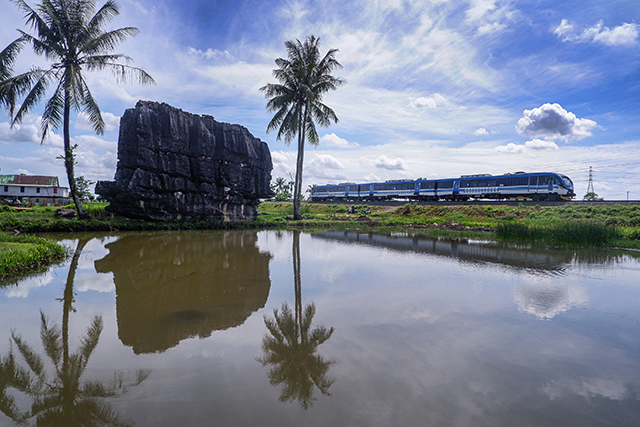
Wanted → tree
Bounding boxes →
[583,192,603,202]
[0,0,154,219]
[75,176,95,201]
[271,176,292,201]
[261,35,344,220]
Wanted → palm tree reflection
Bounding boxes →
[0,237,149,426]
[259,230,335,409]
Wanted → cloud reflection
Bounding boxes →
[515,282,588,320]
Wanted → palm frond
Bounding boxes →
[11,67,51,125]
[39,312,62,370]
[0,36,27,81]
[41,76,65,140]
[78,78,105,134]
[81,27,139,56]
[11,332,46,383]
[78,316,103,372]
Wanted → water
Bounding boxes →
[1,230,640,426]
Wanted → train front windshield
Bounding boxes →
[560,175,573,189]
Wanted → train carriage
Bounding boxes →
[310,171,575,202]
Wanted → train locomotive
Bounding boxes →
[310,171,575,202]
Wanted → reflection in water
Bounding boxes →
[260,231,335,409]
[95,232,272,354]
[515,282,589,320]
[312,230,637,273]
[0,238,148,426]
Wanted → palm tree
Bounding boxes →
[261,35,345,220]
[0,0,154,219]
[259,231,335,408]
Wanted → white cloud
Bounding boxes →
[554,19,639,46]
[187,47,234,61]
[409,93,447,109]
[495,139,558,154]
[308,154,345,170]
[375,154,406,170]
[75,111,121,132]
[0,113,62,146]
[495,142,524,154]
[525,139,558,151]
[516,103,597,141]
[320,133,359,148]
[466,0,498,22]
[474,127,498,136]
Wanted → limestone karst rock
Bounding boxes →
[96,101,273,221]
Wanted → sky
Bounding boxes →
[0,0,639,200]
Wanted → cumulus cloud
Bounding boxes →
[375,154,406,170]
[474,127,498,136]
[409,93,447,109]
[524,139,558,150]
[320,133,359,148]
[75,112,121,132]
[308,154,346,170]
[495,142,524,154]
[495,139,559,154]
[516,103,597,141]
[554,19,639,46]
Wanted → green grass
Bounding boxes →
[496,221,622,247]
[0,234,67,283]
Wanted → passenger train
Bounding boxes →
[310,171,575,202]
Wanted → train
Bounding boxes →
[310,171,575,202]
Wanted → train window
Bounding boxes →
[420,182,435,189]
[439,181,454,188]
[349,186,358,192]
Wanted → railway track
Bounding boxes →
[307,200,640,207]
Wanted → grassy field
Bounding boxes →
[0,233,67,283]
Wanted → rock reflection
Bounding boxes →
[0,238,148,426]
[94,231,272,354]
[259,230,335,409]
[515,282,588,320]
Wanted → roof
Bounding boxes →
[0,175,60,186]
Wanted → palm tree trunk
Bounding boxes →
[62,238,86,418]
[293,104,308,220]
[292,230,303,344]
[63,88,88,219]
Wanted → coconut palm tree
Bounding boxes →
[259,230,335,408]
[261,35,344,220]
[0,0,154,219]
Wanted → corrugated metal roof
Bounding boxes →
[0,175,60,186]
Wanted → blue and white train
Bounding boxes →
[310,171,575,202]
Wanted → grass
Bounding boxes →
[0,233,67,283]
[496,221,623,247]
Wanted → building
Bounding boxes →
[0,174,70,206]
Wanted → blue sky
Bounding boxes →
[1,0,639,199]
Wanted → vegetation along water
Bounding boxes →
[1,201,640,283]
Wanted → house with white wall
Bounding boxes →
[0,174,70,206]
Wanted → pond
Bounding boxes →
[1,230,640,426]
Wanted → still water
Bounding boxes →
[1,230,640,426]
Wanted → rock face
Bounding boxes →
[96,101,272,221]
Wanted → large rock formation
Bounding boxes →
[96,101,272,221]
